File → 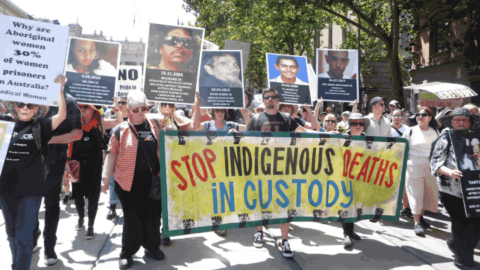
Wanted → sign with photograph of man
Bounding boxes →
[317,49,359,103]
[64,37,121,106]
[144,23,204,105]
[0,15,69,106]
[199,50,244,108]
[266,53,311,105]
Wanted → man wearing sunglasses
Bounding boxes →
[364,96,392,137]
[247,88,308,258]
[153,28,194,72]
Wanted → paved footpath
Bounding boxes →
[0,193,479,270]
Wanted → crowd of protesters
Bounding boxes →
[0,77,479,270]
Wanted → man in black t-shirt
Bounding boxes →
[247,88,306,258]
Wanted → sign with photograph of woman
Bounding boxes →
[266,53,311,105]
[64,37,121,106]
[144,23,204,105]
[198,50,244,108]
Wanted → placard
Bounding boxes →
[199,50,244,108]
[419,92,463,108]
[116,65,143,98]
[316,49,359,102]
[0,15,69,106]
[161,131,408,237]
[0,120,15,177]
[449,129,480,217]
[64,37,121,106]
[225,40,250,74]
[266,53,311,105]
[144,23,205,104]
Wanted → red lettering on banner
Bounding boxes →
[356,156,371,182]
[374,159,390,186]
[172,160,188,191]
[203,149,217,179]
[192,153,208,182]
[181,155,196,187]
[386,162,398,188]
[367,157,380,183]
[348,152,364,180]
[343,150,352,177]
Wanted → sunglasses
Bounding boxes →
[161,104,175,108]
[377,103,385,107]
[118,101,127,105]
[214,109,225,113]
[393,115,403,118]
[326,120,336,123]
[131,107,148,113]
[453,118,470,123]
[164,36,194,50]
[15,103,36,109]
[416,113,430,117]
[350,122,365,127]
[79,105,90,110]
[263,95,278,101]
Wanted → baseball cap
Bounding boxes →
[341,111,351,116]
[370,96,387,107]
[326,107,334,111]
[389,100,400,107]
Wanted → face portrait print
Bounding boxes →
[65,38,119,77]
[325,51,351,79]
[159,28,193,71]
[275,58,299,84]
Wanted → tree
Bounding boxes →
[183,0,331,93]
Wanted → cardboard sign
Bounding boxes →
[116,65,143,98]
[198,50,244,108]
[419,92,463,108]
[225,40,250,74]
[144,23,205,104]
[266,53,311,105]
[0,120,15,177]
[316,49,359,103]
[161,131,408,237]
[0,15,69,106]
[64,37,121,106]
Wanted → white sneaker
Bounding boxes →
[253,232,264,248]
[281,240,293,258]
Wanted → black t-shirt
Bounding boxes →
[133,121,160,175]
[294,117,307,127]
[0,115,53,196]
[247,111,299,132]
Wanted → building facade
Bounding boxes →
[0,0,28,18]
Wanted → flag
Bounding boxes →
[177,17,180,25]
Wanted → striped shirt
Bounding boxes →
[107,115,161,192]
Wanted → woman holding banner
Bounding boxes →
[101,91,166,269]
[0,75,67,270]
[431,108,480,270]
[69,100,123,240]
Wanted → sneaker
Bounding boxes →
[420,216,431,229]
[343,235,352,246]
[281,240,294,258]
[85,227,95,240]
[414,223,425,236]
[144,248,165,261]
[119,257,133,269]
[214,230,227,236]
[162,237,171,246]
[33,229,41,253]
[253,232,264,248]
[44,251,58,266]
[62,193,71,205]
[369,219,378,223]
[106,209,117,220]
[75,219,84,231]
[400,207,413,218]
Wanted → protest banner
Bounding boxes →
[308,64,318,102]
[317,49,359,103]
[0,120,15,176]
[225,40,250,74]
[160,131,408,237]
[198,50,244,108]
[266,53,312,105]
[64,37,121,106]
[144,23,205,105]
[449,129,480,217]
[419,92,463,108]
[0,15,68,106]
[116,65,143,98]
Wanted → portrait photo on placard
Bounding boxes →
[198,50,244,108]
[266,53,311,105]
[144,23,205,104]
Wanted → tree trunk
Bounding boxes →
[388,50,405,108]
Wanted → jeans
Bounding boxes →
[0,194,42,270]
[34,159,66,254]
[109,174,119,205]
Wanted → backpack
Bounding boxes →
[113,118,160,143]
[31,122,49,179]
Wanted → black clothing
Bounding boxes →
[133,121,160,175]
[294,117,307,127]
[226,109,246,125]
[247,111,299,132]
[103,116,128,150]
[440,192,480,267]
[44,93,82,165]
[0,115,53,197]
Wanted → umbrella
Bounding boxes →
[404,82,477,99]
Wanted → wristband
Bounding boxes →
[114,109,120,112]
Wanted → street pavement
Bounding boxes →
[0,192,479,270]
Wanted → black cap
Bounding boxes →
[370,96,387,107]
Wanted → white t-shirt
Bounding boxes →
[402,125,438,157]
[391,124,409,138]
[270,75,308,85]
[65,59,117,77]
